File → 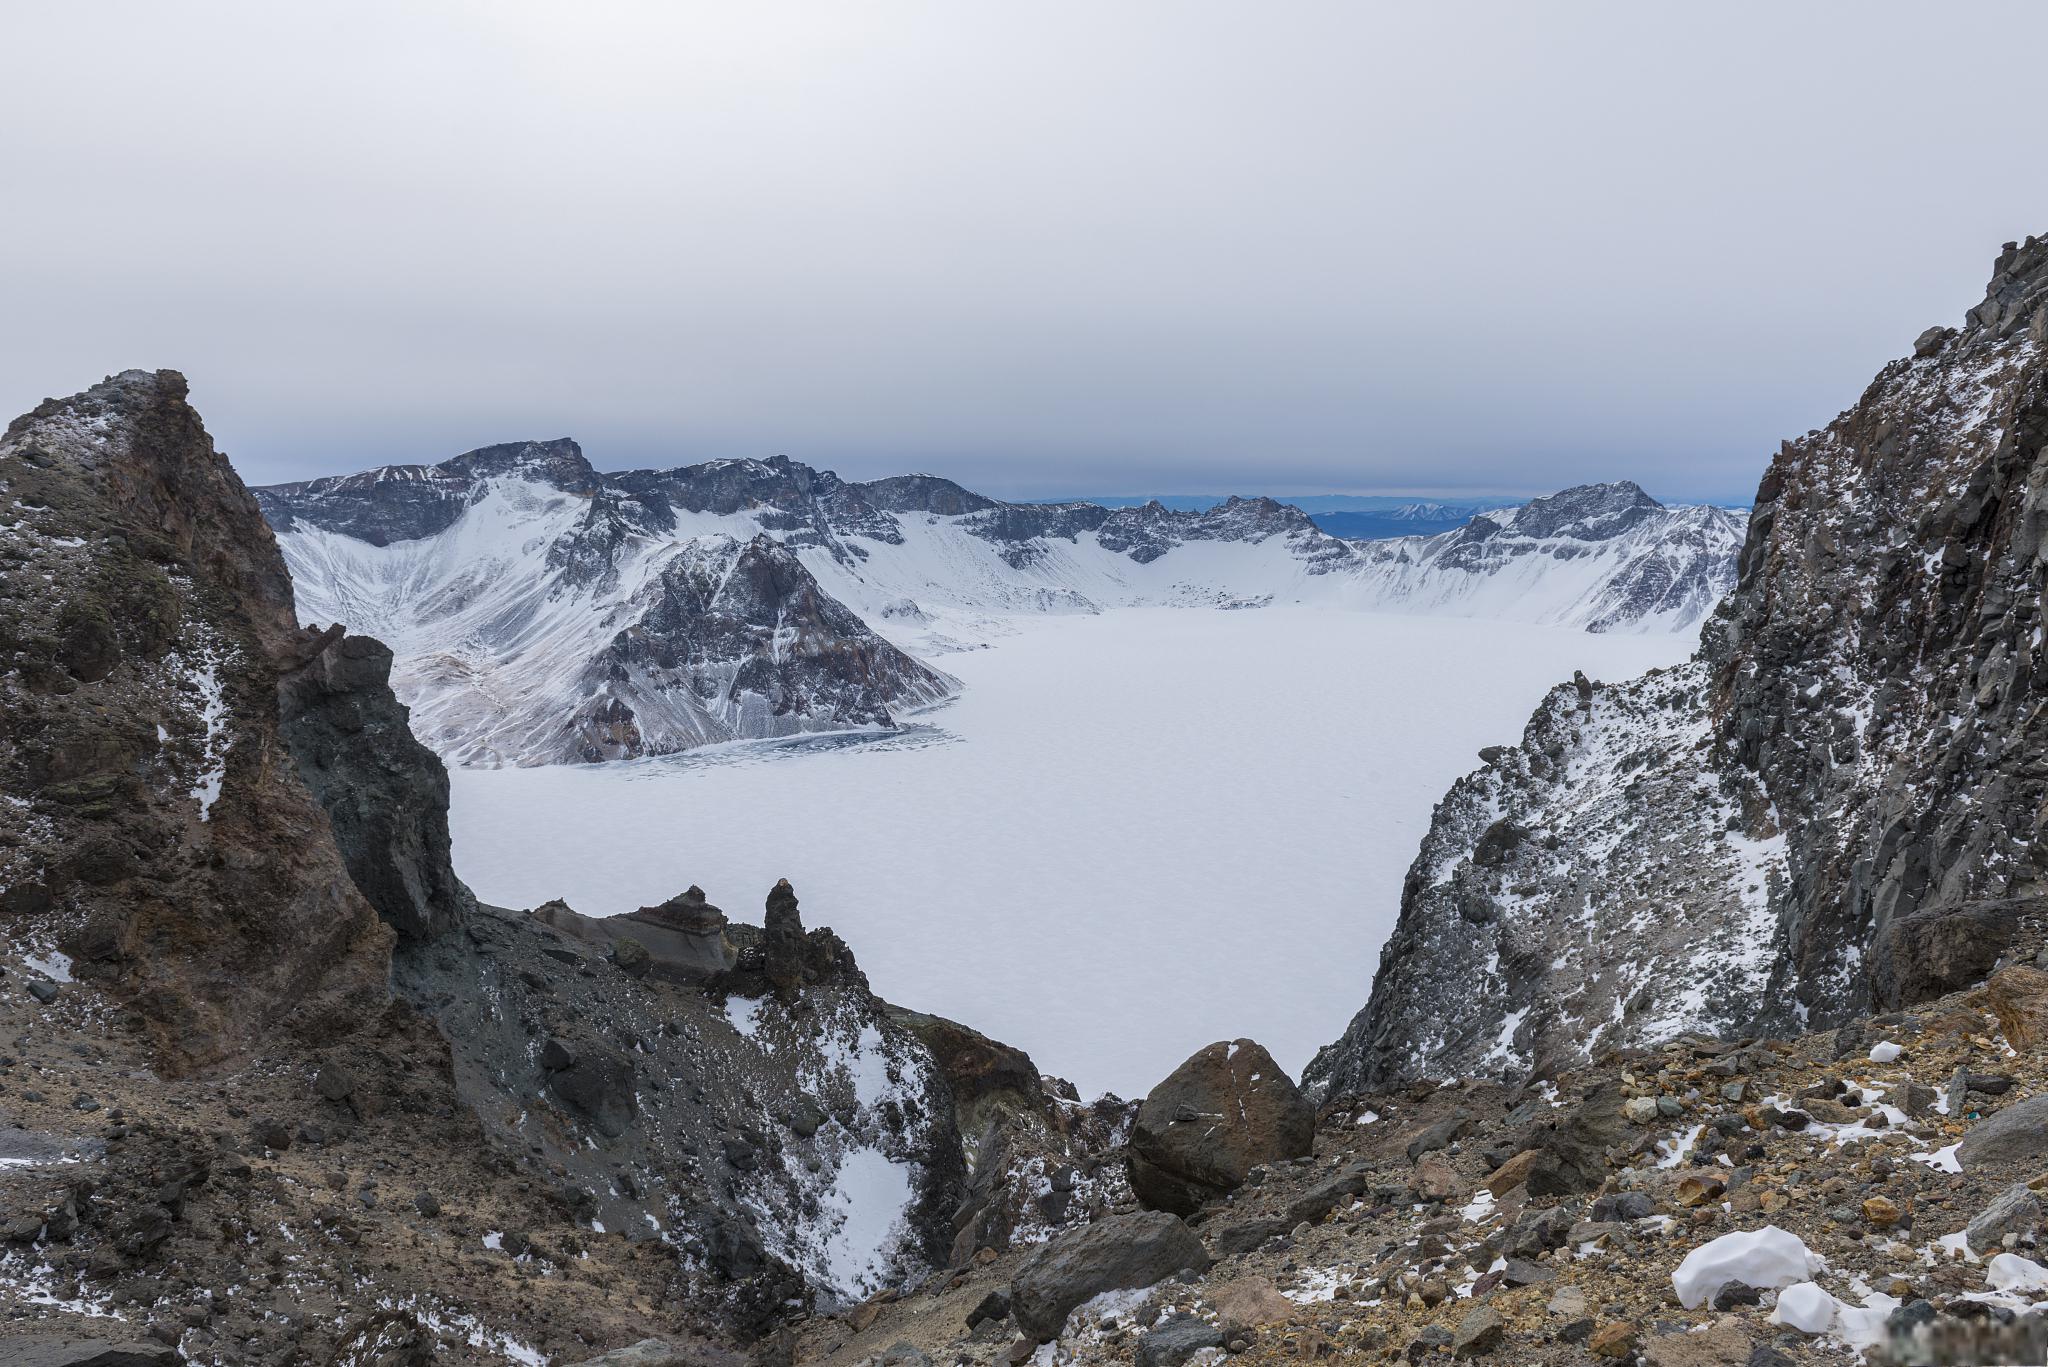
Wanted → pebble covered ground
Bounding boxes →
[809,958,2048,1367]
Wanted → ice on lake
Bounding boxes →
[448,606,1693,1098]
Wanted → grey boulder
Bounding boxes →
[1126,1039,1314,1215]
[1011,1210,1213,1342]
[1960,1095,2048,1170]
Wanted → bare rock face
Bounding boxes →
[0,370,392,1070]
[1310,228,2048,1093]
[561,533,955,765]
[1126,1039,1314,1215]
[277,630,473,942]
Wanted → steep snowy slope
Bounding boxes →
[259,453,1738,765]
[1310,229,2048,1095]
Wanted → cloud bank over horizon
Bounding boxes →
[3,2,2045,502]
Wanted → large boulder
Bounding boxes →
[1011,1210,1213,1342]
[1871,899,2030,1009]
[1513,1080,1631,1195]
[1125,1040,1314,1215]
[542,1040,638,1139]
[1960,1094,2048,1171]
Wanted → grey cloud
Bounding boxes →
[2,1,2044,502]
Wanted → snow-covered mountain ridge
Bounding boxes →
[256,451,1739,766]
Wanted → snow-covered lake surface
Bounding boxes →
[448,606,1694,1098]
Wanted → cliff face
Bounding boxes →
[1310,231,2048,1094]
[0,370,398,1070]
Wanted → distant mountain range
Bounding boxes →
[1064,492,1746,543]
[255,458,1742,766]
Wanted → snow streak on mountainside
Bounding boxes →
[259,449,1737,765]
[1310,229,2048,1096]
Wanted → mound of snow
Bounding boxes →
[1672,1225,1821,1309]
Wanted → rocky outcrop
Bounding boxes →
[0,370,392,1071]
[252,439,598,545]
[278,629,473,941]
[1126,1040,1315,1216]
[1310,230,2048,1094]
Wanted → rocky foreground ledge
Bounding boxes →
[805,956,2048,1367]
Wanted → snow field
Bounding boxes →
[450,605,1690,1096]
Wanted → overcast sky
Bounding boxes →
[3,3,2044,501]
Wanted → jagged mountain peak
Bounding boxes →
[1494,479,1664,541]
[437,436,596,490]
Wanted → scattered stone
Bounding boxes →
[1483,1148,1541,1195]
[1861,1195,1901,1228]
[1547,1286,1588,1318]
[313,1064,356,1102]
[26,979,60,1005]
[1644,1319,1752,1367]
[1404,1115,1473,1161]
[7,1339,178,1367]
[1588,1323,1638,1358]
[1409,1152,1465,1202]
[566,1342,706,1367]
[965,1289,1010,1329]
[1208,1276,1292,1336]
[1451,1305,1505,1357]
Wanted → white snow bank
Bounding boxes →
[819,1146,915,1296]
[1987,1253,2048,1293]
[1772,1281,1838,1333]
[1673,1225,1821,1308]
[1868,1041,1902,1063]
[1770,1282,1899,1349]
[1912,1143,1962,1174]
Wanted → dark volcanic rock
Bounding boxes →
[1126,1039,1314,1215]
[0,370,391,1070]
[1010,1209,1213,1341]
[279,630,473,942]
[763,878,807,998]
[563,532,953,765]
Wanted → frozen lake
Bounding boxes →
[447,607,1693,1098]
